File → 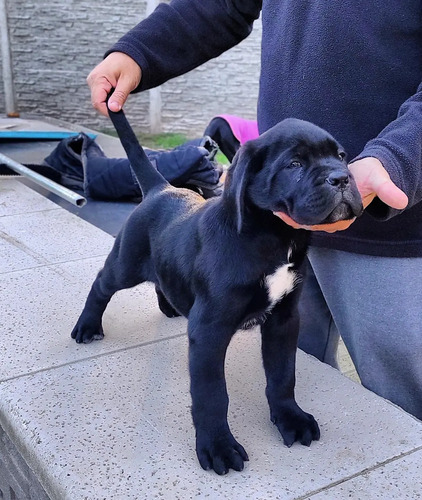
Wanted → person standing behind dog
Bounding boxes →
[86,1,422,419]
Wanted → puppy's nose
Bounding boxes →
[326,172,350,189]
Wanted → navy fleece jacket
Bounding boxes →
[108,0,422,257]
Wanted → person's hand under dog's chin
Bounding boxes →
[273,212,356,233]
[274,157,409,233]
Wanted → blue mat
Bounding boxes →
[0,131,97,140]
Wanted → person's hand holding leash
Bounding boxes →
[87,52,142,116]
[275,157,408,232]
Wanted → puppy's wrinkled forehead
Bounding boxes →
[260,118,343,159]
[293,137,341,159]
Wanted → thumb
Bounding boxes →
[371,173,408,210]
[107,78,133,112]
[350,157,409,211]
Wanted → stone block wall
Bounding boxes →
[0,0,261,136]
[0,425,50,500]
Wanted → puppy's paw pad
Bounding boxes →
[71,329,104,344]
[89,331,105,342]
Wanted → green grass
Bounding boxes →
[137,132,189,150]
[216,152,229,165]
[101,129,230,165]
[100,129,188,149]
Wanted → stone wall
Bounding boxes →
[0,425,50,500]
[0,0,261,136]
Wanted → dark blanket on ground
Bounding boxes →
[22,133,223,201]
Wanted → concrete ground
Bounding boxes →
[0,119,421,500]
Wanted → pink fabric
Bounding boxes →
[217,114,259,144]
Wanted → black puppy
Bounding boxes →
[71,108,363,475]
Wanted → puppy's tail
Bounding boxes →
[107,98,168,197]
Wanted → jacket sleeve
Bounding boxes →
[353,81,422,220]
[105,0,262,92]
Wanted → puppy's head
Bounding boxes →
[224,118,363,231]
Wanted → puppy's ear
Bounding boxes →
[224,143,257,233]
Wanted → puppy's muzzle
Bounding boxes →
[323,170,363,223]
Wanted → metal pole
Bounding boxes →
[0,0,18,116]
[0,152,86,206]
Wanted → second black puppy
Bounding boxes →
[72,107,363,475]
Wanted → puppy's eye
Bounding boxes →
[290,160,302,168]
[338,152,346,161]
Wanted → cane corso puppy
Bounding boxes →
[71,106,363,475]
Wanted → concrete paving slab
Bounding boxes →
[0,179,187,380]
[1,332,421,500]
[1,173,421,500]
[0,208,113,270]
[0,258,187,381]
[310,449,422,499]
[0,118,84,134]
[0,231,44,273]
[0,178,60,217]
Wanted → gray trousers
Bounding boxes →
[298,246,422,420]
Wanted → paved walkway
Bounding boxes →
[1,121,421,499]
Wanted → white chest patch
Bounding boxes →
[265,262,299,311]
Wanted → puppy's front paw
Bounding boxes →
[196,432,249,475]
[271,402,320,447]
[71,313,104,344]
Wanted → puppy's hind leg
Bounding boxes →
[71,233,149,344]
[71,267,116,344]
